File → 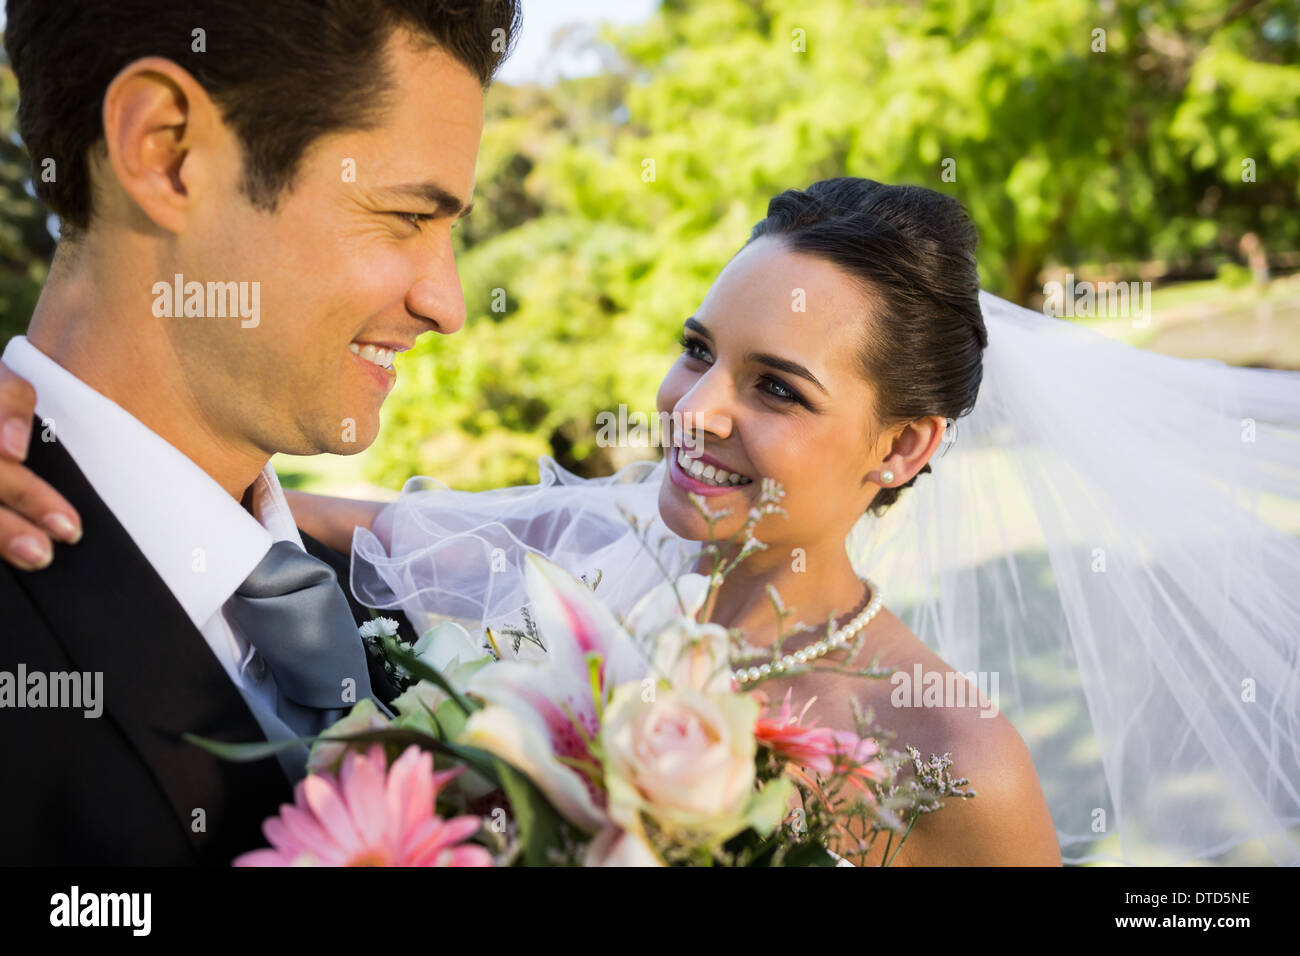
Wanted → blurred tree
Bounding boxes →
[0,39,54,346]
[0,6,1295,491]
[367,0,1299,491]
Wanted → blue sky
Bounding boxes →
[500,0,659,84]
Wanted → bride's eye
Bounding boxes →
[679,334,713,364]
[759,374,805,406]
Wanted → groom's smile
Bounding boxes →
[349,342,401,392]
[346,336,417,394]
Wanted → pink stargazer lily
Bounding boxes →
[462,554,652,832]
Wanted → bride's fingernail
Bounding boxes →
[2,419,29,459]
[9,535,52,570]
[44,512,82,544]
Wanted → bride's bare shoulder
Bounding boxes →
[803,608,1062,865]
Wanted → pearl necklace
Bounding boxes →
[731,577,882,686]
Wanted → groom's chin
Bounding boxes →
[326,429,379,456]
[306,413,381,456]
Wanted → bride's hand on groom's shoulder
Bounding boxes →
[0,360,82,571]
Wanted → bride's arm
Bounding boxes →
[284,489,386,555]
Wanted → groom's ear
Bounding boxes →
[97,57,227,236]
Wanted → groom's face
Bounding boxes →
[168,30,483,457]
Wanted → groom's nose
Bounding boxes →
[405,239,467,334]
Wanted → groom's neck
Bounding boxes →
[27,246,271,502]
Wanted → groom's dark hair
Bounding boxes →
[4,0,521,238]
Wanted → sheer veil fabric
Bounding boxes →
[353,290,1300,866]
[352,456,701,638]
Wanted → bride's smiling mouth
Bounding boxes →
[668,447,755,496]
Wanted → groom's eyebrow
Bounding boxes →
[377,182,474,220]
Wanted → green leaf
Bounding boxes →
[183,733,315,762]
[744,776,796,837]
[381,635,478,717]
[434,697,470,740]
[437,741,505,787]
[328,728,503,786]
[493,757,568,866]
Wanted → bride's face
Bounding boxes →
[656,236,892,556]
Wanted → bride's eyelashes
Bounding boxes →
[679,332,713,364]
[758,373,808,407]
[678,333,813,410]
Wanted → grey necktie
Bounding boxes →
[227,541,375,738]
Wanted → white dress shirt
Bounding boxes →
[2,335,297,714]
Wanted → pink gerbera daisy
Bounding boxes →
[755,689,885,784]
[235,744,494,867]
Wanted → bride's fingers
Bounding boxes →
[0,369,38,462]
[0,507,54,571]
[0,457,82,570]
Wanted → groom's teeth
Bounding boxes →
[676,448,752,487]
[349,343,396,370]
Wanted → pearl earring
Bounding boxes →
[880,470,894,484]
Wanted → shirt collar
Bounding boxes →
[2,335,301,629]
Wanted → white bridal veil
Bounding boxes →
[353,290,1300,866]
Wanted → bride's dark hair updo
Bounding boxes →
[747,177,986,515]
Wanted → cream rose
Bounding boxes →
[601,683,758,842]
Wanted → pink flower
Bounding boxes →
[754,689,838,773]
[831,730,886,793]
[235,745,494,867]
[755,689,884,787]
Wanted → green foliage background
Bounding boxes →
[370,0,1300,491]
[0,48,54,347]
[2,0,1297,491]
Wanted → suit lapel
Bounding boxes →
[14,421,291,865]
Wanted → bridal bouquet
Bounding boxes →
[230,484,973,867]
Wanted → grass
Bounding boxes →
[1072,272,1300,367]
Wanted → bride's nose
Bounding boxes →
[674,370,734,441]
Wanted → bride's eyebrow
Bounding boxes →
[747,351,829,394]
[684,317,711,338]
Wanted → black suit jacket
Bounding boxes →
[0,421,412,865]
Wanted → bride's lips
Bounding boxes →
[667,447,755,498]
